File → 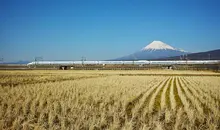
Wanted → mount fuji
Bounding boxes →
[114,41,189,60]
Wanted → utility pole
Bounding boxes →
[185,54,188,65]
[0,57,3,62]
[81,56,86,66]
[208,54,211,60]
[34,56,43,68]
[0,57,3,64]
[132,54,136,67]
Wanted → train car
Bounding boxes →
[27,60,220,70]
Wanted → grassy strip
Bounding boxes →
[136,86,159,115]
[177,78,193,106]
[125,78,158,120]
[132,87,157,130]
[173,78,183,108]
[154,78,171,112]
[181,77,213,114]
[132,78,169,130]
[125,93,145,120]
[165,78,172,109]
[185,77,220,107]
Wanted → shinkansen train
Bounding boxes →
[27,60,220,66]
[26,60,220,70]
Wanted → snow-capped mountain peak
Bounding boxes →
[142,41,175,51]
[113,40,189,60]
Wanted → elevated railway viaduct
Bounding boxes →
[25,60,220,71]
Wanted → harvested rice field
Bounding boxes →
[0,70,220,130]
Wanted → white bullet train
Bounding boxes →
[27,60,220,66]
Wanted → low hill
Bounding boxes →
[159,49,220,60]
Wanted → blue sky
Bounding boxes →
[1,0,220,61]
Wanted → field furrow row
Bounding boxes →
[148,77,171,113]
[161,77,172,110]
[178,77,204,116]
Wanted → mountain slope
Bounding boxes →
[114,41,189,60]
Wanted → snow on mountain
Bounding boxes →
[142,41,175,51]
[177,48,187,53]
[114,40,189,61]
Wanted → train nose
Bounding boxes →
[27,62,34,66]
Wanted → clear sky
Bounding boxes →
[1,0,220,62]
